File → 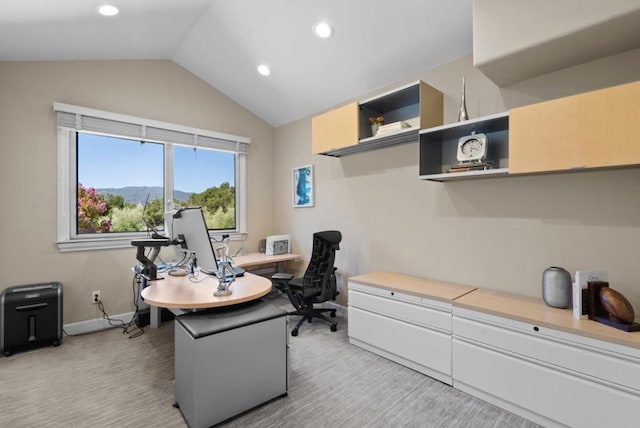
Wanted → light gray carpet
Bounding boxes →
[0,297,541,428]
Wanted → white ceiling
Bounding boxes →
[0,0,473,127]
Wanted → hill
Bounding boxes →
[97,186,192,204]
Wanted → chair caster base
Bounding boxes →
[330,311,336,318]
[291,329,299,337]
[330,324,337,332]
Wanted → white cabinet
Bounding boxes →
[347,273,475,385]
[452,306,640,428]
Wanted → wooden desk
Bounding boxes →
[233,252,301,272]
[141,252,300,327]
[142,272,271,308]
[142,273,271,328]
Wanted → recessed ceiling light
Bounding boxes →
[257,64,271,76]
[98,4,119,17]
[313,22,333,38]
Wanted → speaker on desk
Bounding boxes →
[0,282,63,357]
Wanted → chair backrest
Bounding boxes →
[302,230,342,302]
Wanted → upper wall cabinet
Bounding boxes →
[312,81,443,157]
[509,80,640,174]
[311,102,358,155]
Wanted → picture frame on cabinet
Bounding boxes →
[293,164,314,208]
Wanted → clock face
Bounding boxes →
[456,133,487,162]
[461,138,483,156]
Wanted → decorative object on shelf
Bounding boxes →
[375,121,411,137]
[448,162,494,173]
[600,287,635,323]
[573,270,607,320]
[587,280,640,331]
[292,164,314,208]
[458,77,468,122]
[542,266,572,308]
[369,115,384,136]
[455,133,488,164]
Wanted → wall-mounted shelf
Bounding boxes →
[419,112,510,182]
[312,81,443,157]
[323,127,419,157]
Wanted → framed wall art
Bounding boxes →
[292,164,314,208]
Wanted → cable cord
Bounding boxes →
[63,279,144,339]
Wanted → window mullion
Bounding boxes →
[165,143,174,213]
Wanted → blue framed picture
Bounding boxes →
[292,164,314,208]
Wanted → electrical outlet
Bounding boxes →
[91,290,101,304]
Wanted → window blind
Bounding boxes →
[54,102,250,154]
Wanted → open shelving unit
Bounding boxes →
[313,80,443,157]
[419,112,509,181]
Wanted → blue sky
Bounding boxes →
[77,133,235,193]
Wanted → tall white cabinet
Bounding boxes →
[348,272,475,385]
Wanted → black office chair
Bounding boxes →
[271,230,342,336]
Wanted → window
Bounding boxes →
[55,103,249,251]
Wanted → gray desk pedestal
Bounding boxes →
[174,300,288,428]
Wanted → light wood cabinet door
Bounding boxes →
[509,80,640,174]
[311,102,358,154]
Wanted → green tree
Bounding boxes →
[110,205,145,232]
[144,198,164,229]
[204,206,235,230]
[104,193,125,213]
[187,182,235,215]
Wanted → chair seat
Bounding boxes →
[289,277,322,299]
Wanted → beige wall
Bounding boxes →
[0,60,276,324]
[473,0,640,85]
[274,50,640,318]
[474,0,640,61]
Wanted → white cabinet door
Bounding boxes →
[349,306,452,384]
[453,337,640,428]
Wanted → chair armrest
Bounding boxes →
[272,273,294,282]
[271,273,295,291]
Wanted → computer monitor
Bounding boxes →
[164,207,218,275]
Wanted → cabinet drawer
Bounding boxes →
[453,308,640,393]
[348,284,451,333]
[453,339,640,428]
[349,307,451,379]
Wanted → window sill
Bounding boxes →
[57,232,248,252]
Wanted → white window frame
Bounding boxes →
[54,103,249,252]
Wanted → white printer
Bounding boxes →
[265,235,291,255]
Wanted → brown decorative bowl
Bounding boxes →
[599,288,635,324]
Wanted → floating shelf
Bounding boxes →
[323,128,419,157]
[419,112,510,181]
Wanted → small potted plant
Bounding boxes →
[369,115,384,136]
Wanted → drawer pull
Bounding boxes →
[390,292,395,296]
[533,326,539,332]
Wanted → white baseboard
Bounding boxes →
[63,311,136,336]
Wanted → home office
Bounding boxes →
[2,1,640,427]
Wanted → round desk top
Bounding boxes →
[140,272,272,309]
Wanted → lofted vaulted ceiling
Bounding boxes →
[0,0,473,127]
